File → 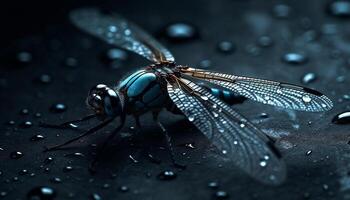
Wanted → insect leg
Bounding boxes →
[89,118,126,173]
[44,118,114,152]
[40,114,97,130]
[152,113,186,169]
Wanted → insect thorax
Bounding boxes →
[117,67,172,115]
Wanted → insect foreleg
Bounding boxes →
[40,114,97,130]
[44,118,114,152]
[89,117,126,173]
[153,112,186,169]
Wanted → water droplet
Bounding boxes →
[323,184,329,190]
[259,112,269,118]
[35,112,42,118]
[259,160,267,167]
[38,74,52,84]
[282,53,308,65]
[303,30,318,42]
[343,94,350,100]
[184,143,195,149]
[50,103,67,113]
[157,170,177,180]
[63,166,73,172]
[20,108,29,115]
[10,151,23,159]
[201,96,209,101]
[208,181,219,189]
[257,36,273,47]
[188,115,195,122]
[222,150,227,154]
[19,169,28,175]
[31,134,45,141]
[0,191,7,197]
[17,51,32,64]
[245,44,261,56]
[199,59,212,69]
[218,128,225,133]
[336,75,346,83]
[7,120,15,125]
[301,73,317,84]
[147,154,161,164]
[240,123,245,128]
[91,193,102,200]
[27,186,56,200]
[128,155,139,163]
[119,185,129,192]
[212,111,219,118]
[20,121,33,128]
[50,177,62,183]
[302,95,312,103]
[64,57,78,68]
[44,157,54,164]
[306,150,312,156]
[215,190,229,199]
[162,23,198,42]
[101,48,128,69]
[272,4,291,18]
[233,140,238,145]
[328,1,350,18]
[217,41,235,54]
[332,111,350,124]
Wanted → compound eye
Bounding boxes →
[96,84,107,89]
[91,93,102,108]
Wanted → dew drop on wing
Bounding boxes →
[306,150,312,156]
[188,115,195,122]
[302,95,312,103]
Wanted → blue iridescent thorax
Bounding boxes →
[117,69,168,114]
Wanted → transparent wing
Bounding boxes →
[180,67,333,112]
[70,8,174,63]
[167,77,286,185]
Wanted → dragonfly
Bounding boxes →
[43,8,333,185]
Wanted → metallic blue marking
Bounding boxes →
[118,70,146,89]
[127,73,157,97]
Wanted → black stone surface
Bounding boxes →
[1,0,350,199]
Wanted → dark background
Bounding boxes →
[1,0,350,199]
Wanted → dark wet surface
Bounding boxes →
[1,0,350,199]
